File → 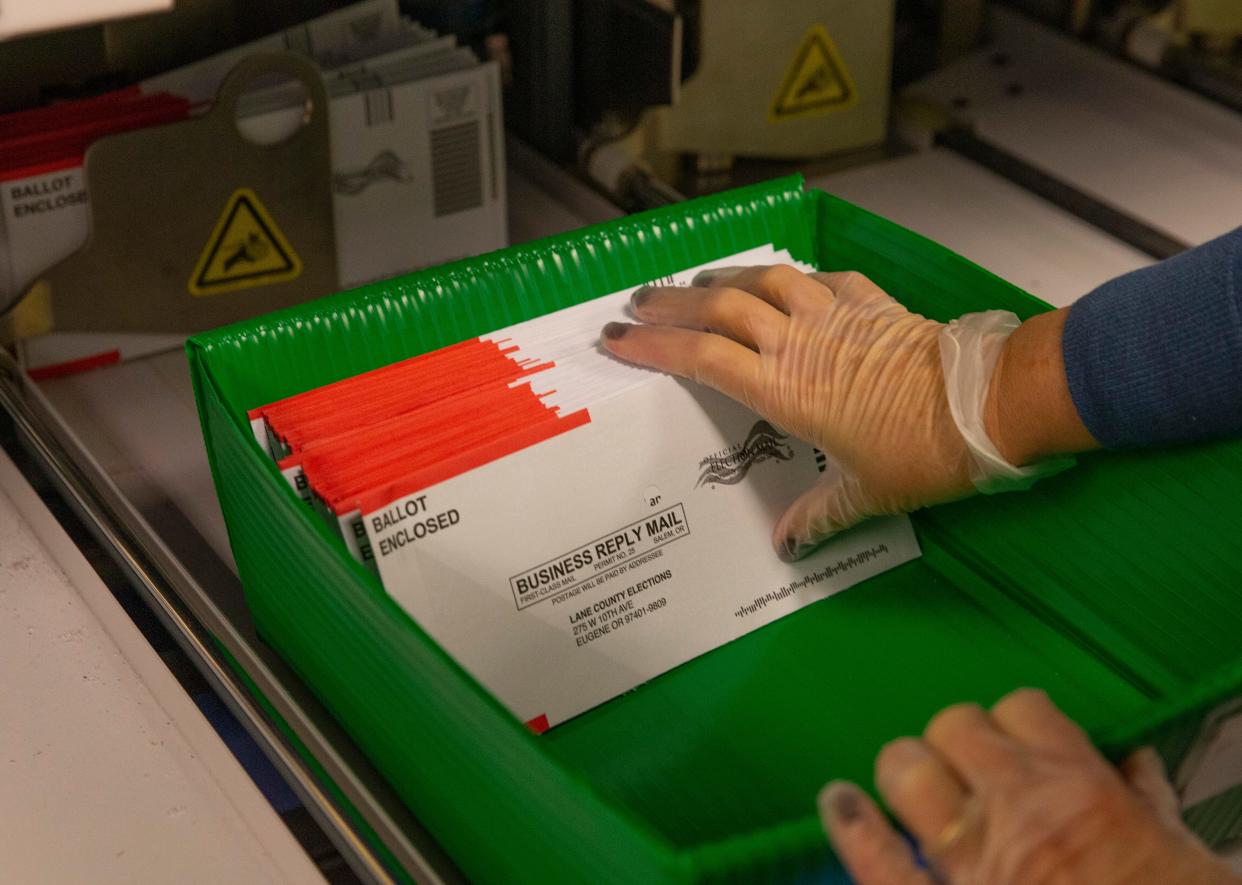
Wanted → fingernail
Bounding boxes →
[778,536,804,562]
[630,286,653,310]
[876,737,930,795]
[691,265,744,287]
[778,535,822,562]
[819,782,865,829]
[602,322,631,340]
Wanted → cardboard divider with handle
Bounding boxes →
[0,52,337,344]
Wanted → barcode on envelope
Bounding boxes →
[430,121,483,216]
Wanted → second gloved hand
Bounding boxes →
[601,266,986,560]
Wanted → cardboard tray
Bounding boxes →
[189,176,1242,883]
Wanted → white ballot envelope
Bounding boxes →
[363,370,921,732]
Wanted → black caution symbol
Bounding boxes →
[189,188,302,296]
[769,24,858,122]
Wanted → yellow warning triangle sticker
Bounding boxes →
[768,24,858,123]
[188,187,302,297]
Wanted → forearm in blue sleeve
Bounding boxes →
[1061,227,1242,448]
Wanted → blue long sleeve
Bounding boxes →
[1061,227,1242,448]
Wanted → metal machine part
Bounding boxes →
[1116,1,1242,112]
[0,0,226,109]
[500,0,574,161]
[645,1,895,159]
[575,0,687,120]
[1009,0,1242,111]
[508,0,897,204]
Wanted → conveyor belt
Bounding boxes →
[906,7,1242,249]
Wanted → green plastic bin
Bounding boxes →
[189,176,1242,882]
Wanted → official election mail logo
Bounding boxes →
[429,83,479,125]
[697,421,795,487]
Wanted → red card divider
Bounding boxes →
[254,332,594,531]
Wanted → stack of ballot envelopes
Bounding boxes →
[249,244,921,731]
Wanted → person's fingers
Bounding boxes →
[808,271,852,294]
[924,702,1024,790]
[629,284,789,352]
[771,467,872,561]
[1121,747,1183,828]
[819,781,935,885]
[812,271,892,307]
[874,738,973,857]
[805,272,840,297]
[690,265,749,288]
[692,264,830,316]
[989,688,1100,760]
[600,322,763,408]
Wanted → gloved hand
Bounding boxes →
[818,688,1239,885]
[600,265,1051,560]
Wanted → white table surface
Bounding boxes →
[0,448,324,884]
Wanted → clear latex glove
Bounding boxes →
[818,689,1239,885]
[601,265,1031,560]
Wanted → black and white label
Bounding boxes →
[510,503,689,610]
